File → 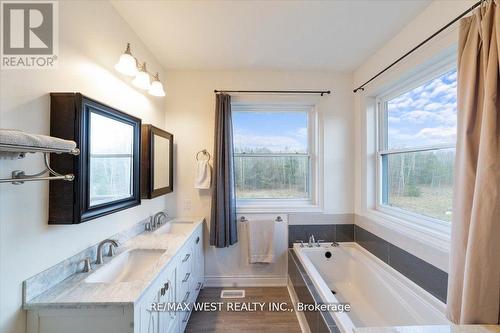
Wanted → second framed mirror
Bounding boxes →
[141,125,173,198]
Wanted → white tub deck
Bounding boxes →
[293,243,449,333]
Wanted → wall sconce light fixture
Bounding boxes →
[115,43,165,97]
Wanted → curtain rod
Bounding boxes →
[214,90,331,96]
[353,0,483,93]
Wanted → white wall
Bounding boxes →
[0,2,173,333]
[164,69,354,284]
[353,0,477,271]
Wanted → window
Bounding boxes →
[378,68,457,223]
[232,105,316,206]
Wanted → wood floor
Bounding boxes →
[185,287,302,333]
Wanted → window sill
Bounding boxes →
[236,200,323,213]
[362,208,450,253]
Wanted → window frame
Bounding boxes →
[231,103,321,212]
[375,62,457,230]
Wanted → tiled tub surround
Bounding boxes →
[288,222,448,303]
[289,224,354,247]
[290,243,448,333]
[23,217,204,307]
[354,225,448,303]
[288,249,339,333]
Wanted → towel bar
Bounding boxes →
[0,151,78,185]
[239,216,285,223]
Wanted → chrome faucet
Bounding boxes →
[95,239,118,265]
[316,239,325,247]
[308,235,315,248]
[152,211,167,230]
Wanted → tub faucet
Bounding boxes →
[308,235,315,247]
[95,239,119,265]
[316,239,325,247]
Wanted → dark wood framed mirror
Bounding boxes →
[141,125,173,198]
[49,93,141,224]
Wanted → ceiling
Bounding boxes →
[111,0,431,72]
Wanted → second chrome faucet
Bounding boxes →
[95,239,119,265]
[145,211,168,231]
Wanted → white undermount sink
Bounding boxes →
[85,248,166,283]
[154,221,194,235]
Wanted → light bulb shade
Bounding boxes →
[132,70,151,90]
[114,53,137,76]
[149,80,166,97]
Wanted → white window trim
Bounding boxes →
[368,55,457,243]
[232,103,323,213]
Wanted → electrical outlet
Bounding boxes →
[183,199,192,211]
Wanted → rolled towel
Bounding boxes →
[194,159,211,189]
[0,129,77,153]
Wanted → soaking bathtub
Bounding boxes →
[292,243,449,333]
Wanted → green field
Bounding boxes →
[236,188,307,199]
[389,185,453,222]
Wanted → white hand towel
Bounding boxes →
[247,219,275,264]
[194,160,211,189]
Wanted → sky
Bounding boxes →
[232,111,308,153]
[387,69,457,149]
[232,69,457,153]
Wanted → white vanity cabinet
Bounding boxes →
[26,222,205,333]
[193,229,204,295]
[136,260,177,333]
[177,225,204,332]
[135,223,205,333]
[158,267,177,333]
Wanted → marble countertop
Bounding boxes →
[354,325,500,333]
[24,218,204,309]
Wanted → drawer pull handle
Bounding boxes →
[182,311,190,323]
[196,236,200,244]
[160,281,170,296]
[195,282,202,291]
[182,291,190,303]
[182,272,190,282]
[182,253,191,262]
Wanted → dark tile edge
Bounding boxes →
[288,249,338,333]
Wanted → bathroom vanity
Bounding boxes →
[24,218,205,333]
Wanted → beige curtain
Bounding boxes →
[447,0,500,324]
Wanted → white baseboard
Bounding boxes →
[204,275,287,287]
[287,278,311,333]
